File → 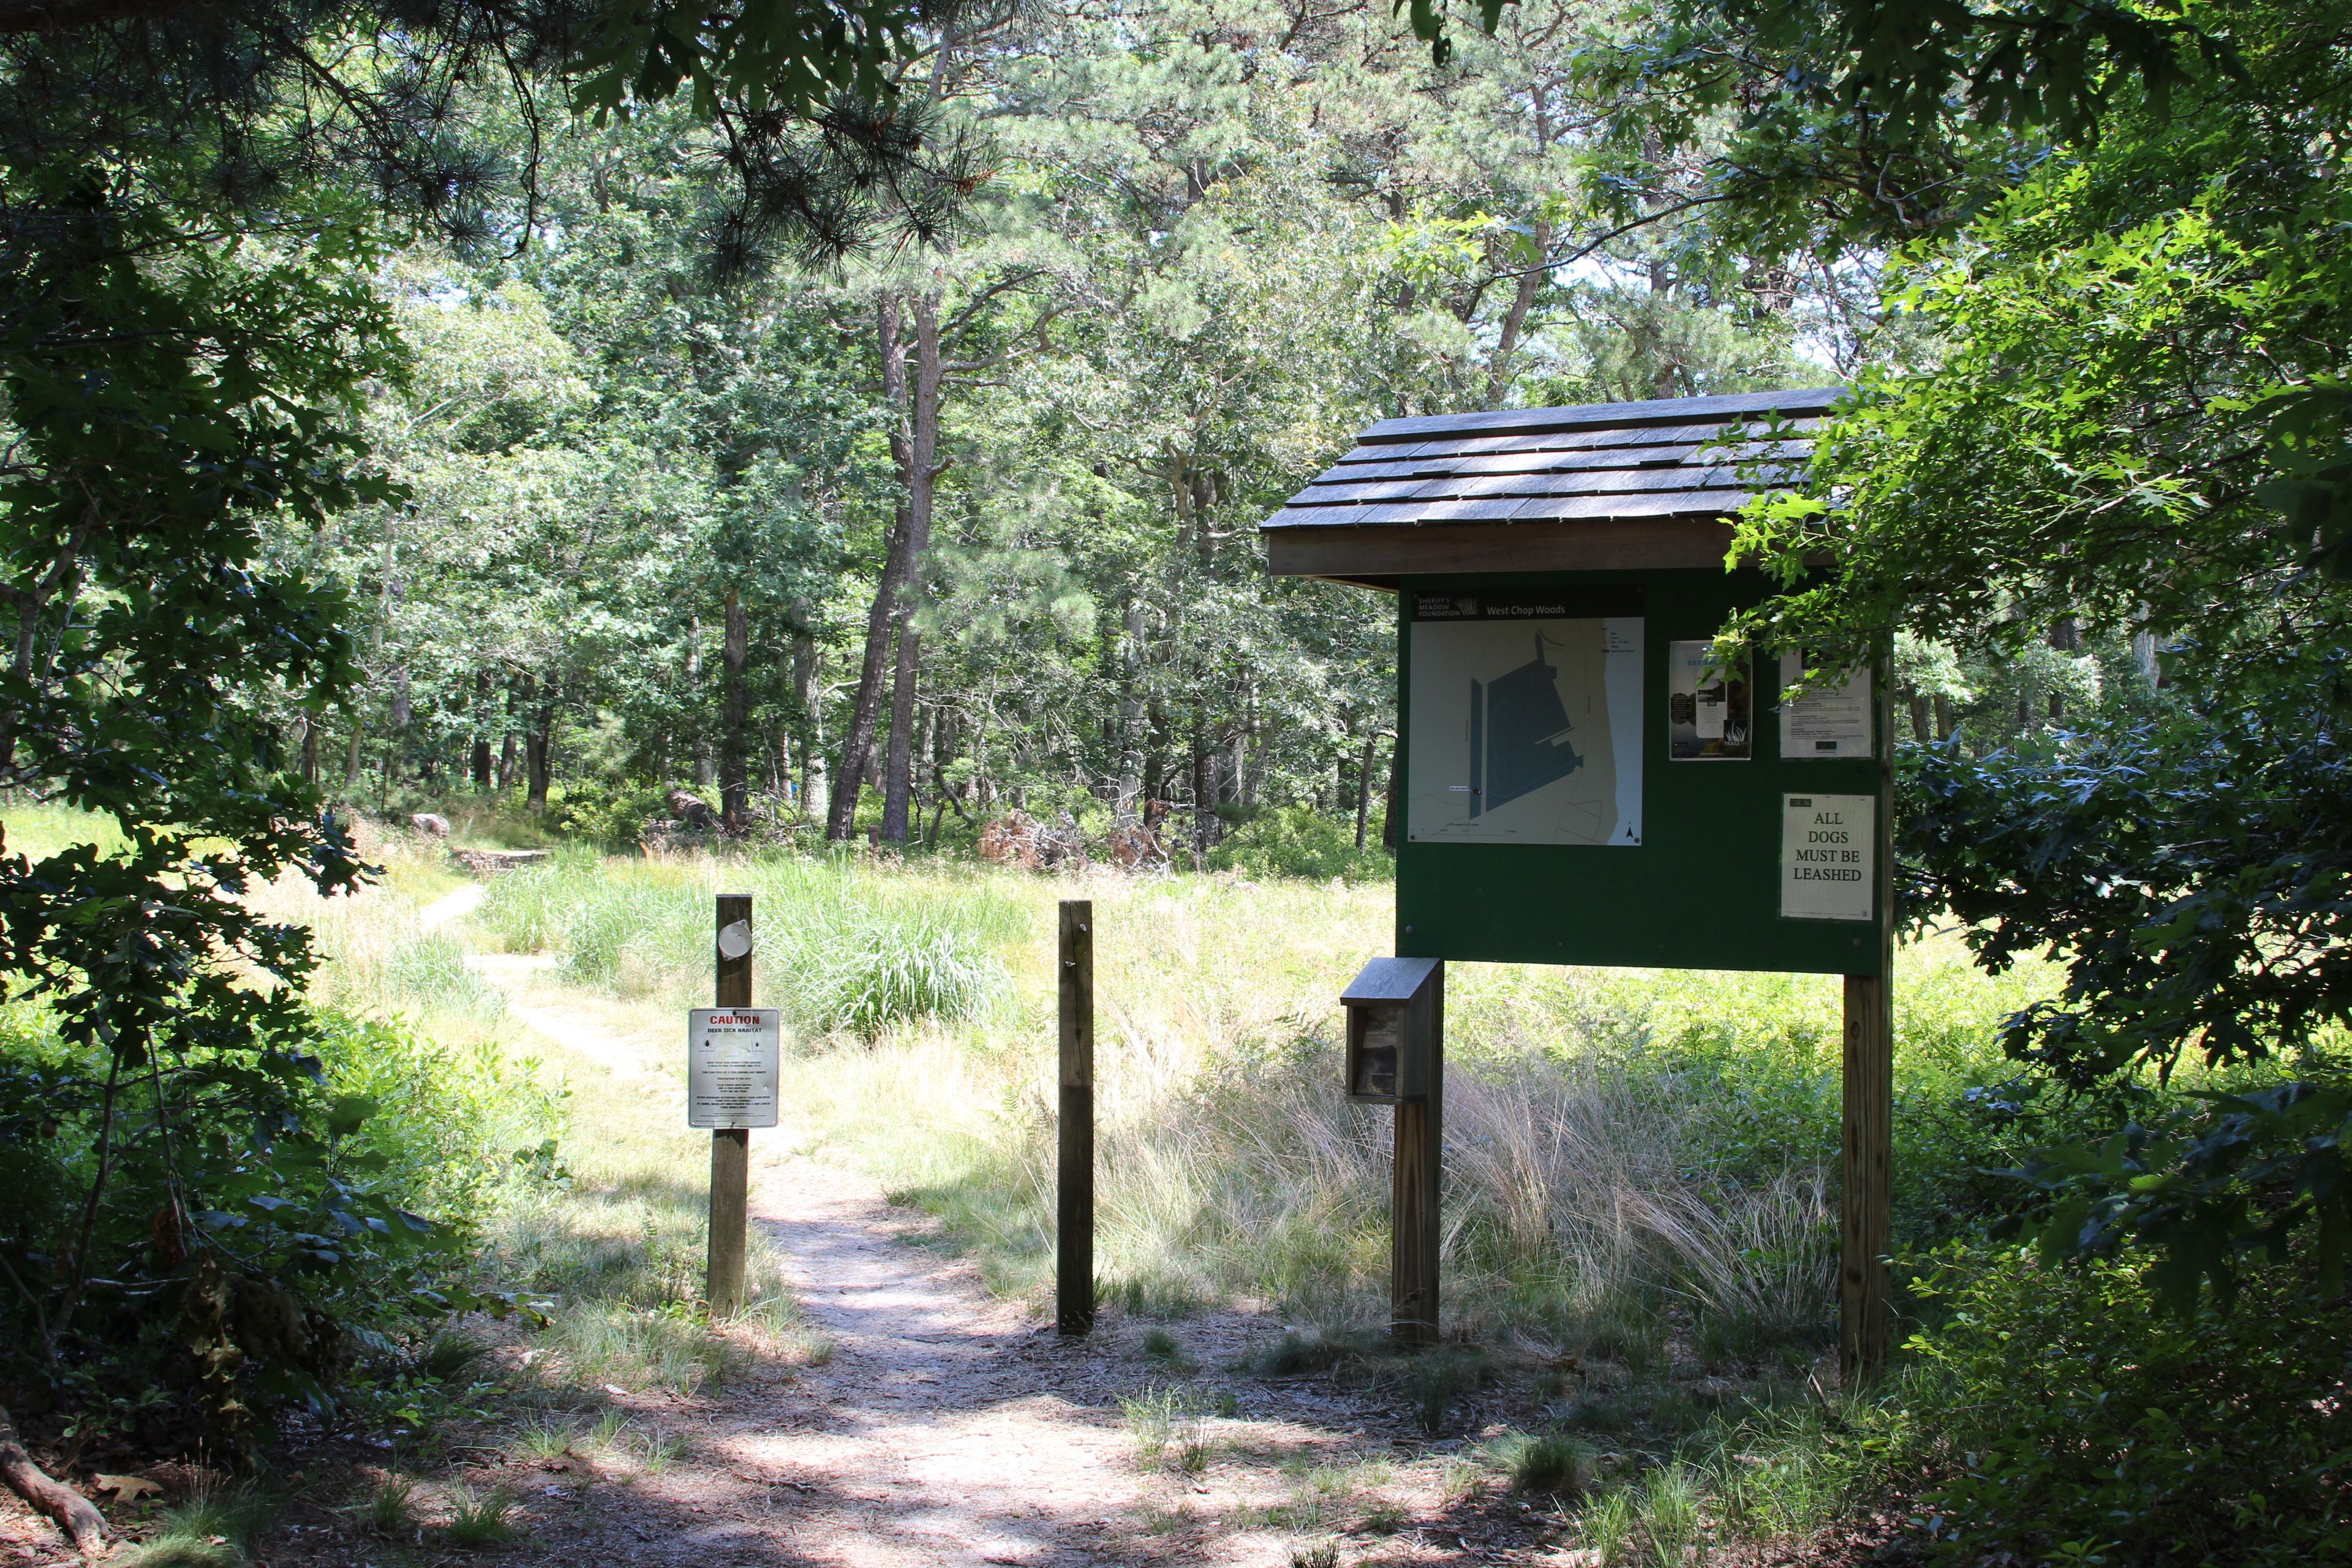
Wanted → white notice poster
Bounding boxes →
[1781,793,1874,921]
[1407,591,1643,846]
[1777,651,1873,759]
[687,1007,782,1129]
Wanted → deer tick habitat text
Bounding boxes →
[1781,793,1875,922]
[687,1007,782,1129]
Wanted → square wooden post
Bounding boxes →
[1392,962,1444,1346]
[707,893,752,1318]
[1840,655,1896,1384]
[1057,900,1095,1335]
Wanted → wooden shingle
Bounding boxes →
[1261,388,1839,586]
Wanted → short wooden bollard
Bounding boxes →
[1057,900,1095,1335]
[707,894,753,1317]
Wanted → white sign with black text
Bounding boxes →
[1781,794,1874,922]
[687,1007,782,1129]
[1777,651,1873,759]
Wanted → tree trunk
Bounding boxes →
[1115,601,1146,822]
[790,600,826,824]
[0,1405,103,1558]
[831,295,915,840]
[1484,213,1554,409]
[1355,731,1377,851]
[470,669,493,788]
[682,608,710,787]
[526,687,553,812]
[1191,729,1215,854]
[1382,734,1402,850]
[881,293,946,844]
[300,716,319,788]
[882,627,921,842]
[720,588,749,833]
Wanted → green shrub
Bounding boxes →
[476,855,1014,1037]
[0,1001,559,1452]
[1491,1429,1593,1494]
[1205,805,1390,882]
[805,910,1005,1038]
[1899,1245,2352,1566]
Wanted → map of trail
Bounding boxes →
[1408,614,1643,846]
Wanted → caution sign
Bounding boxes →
[1781,794,1874,922]
[687,1007,781,1129]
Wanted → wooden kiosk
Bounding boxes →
[1262,388,1896,1381]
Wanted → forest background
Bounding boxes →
[9,0,2352,1563]
[297,0,2084,856]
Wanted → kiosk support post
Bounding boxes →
[707,893,752,1318]
[1057,900,1095,1335]
[1392,965,1444,1346]
[1840,657,1896,1384]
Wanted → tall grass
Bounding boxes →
[475,853,1018,1039]
[466,848,2062,1355]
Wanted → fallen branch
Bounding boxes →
[0,1404,104,1558]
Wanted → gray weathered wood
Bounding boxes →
[1058,899,1095,1335]
[1362,386,1839,442]
[707,892,752,1318]
[1264,518,1741,586]
[1391,961,1444,1346]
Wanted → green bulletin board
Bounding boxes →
[1394,568,1888,976]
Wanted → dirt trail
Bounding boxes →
[0,943,1558,1566]
[439,962,1525,1568]
[722,1153,1151,1566]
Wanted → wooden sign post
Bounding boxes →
[1340,957,1444,1344]
[1839,657,1898,1382]
[707,893,752,1317]
[1057,900,1095,1335]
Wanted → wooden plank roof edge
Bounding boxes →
[1359,386,1845,444]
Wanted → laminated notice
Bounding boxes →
[1781,794,1874,922]
[1778,651,1872,759]
[687,1007,781,1129]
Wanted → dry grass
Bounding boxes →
[453,849,2059,1361]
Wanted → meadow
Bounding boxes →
[452,842,2058,1357]
[13,802,2342,1567]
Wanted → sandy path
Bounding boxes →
[464,959,1177,1567]
[720,1153,1152,1566]
[386,948,1533,1568]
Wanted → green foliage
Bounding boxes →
[1398,1346,1490,1434]
[126,1480,271,1567]
[361,1472,420,1538]
[1902,1245,2352,1566]
[1491,1428,1593,1495]
[478,856,1012,1037]
[0,1001,558,1447]
[1204,807,1391,883]
[1893,674,2352,1300]
[440,1483,519,1548]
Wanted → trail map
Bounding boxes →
[1407,594,1643,846]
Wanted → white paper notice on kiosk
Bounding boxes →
[1781,794,1874,921]
[1777,651,1873,759]
[687,1007,781,1129]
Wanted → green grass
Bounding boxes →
[1489,1429,1595,1496]
[127,1483,271,1567]
[440,1483,518,1547]
[446,845,2081,1367]
[1119,1384,1211,1469]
